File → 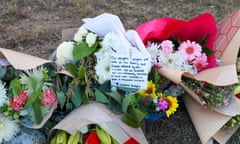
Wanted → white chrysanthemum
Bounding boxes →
[20,66,49,93]
[0,81,8,107]
[73,26,88,43]
[0,116,20,143]
[95,56,111,84]
[86,32,97,47]
[95,47,112,62]
[102,32,117,50]
[56,41,75,66]
[147,42,160,59]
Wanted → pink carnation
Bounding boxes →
[160,40,174,54]
[157,99,168,111]
[193,54,208,72]
[11,90,29,111]
[178,40,202,61]
[42,89,57,105]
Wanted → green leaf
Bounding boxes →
[24,91,39,109]
[73,42,96,60]
[202,46,214,56]
[80,85,89,104]
[9,78,21,96]
[70,86,81,107]
[96,126,111,144]
[118,87,138,93]
[122,94,135,113]
[106,91,121,104]
[32,101,43,124]
[108,98,122,113]
[29,77,38,91]
[98,80,111,92]
[78,67,85,80]
[198,34,210,45]
[56,91,66,109]
[95,89,109,103]
[65,63,79,78]
[121,105,146,128]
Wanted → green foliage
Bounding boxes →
[121,104,146,128]
[9,78,21,96]
[95,89,109,103]
[24,91,40,109]
[71,86,82,107]
[73,42,97,60]
[32,100,43,124]
[56,91,66,109]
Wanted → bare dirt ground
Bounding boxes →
[1,0,240,143]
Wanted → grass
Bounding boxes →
[1,0,240,143]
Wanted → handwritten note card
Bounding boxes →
[110,54,150,89]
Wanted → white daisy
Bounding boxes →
[0,81,8,107]
[102,32,117,50]
[55,41,75,66]
[0,116,20,143]
[95,56,111,84]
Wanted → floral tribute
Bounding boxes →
[52,13,185,128]
[135,13,237,108]
[0,65,58,126]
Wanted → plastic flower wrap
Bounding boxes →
[0,65,58,127]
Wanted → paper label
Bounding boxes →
[110,54,149,89]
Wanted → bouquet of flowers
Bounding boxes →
[135,12,239,110]
[0,65,58,128]
[50,124,138,144]
[52,13,184,128]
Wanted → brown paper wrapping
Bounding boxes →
[180,9,240,143]
[0,48,55,129]
[47,102,148,144]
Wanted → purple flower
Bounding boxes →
[157,99,168,111]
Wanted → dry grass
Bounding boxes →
[1,0,240,143]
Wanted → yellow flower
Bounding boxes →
[165,96,179,117]
[138,81,156,98]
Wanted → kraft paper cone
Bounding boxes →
[183,95,238,144]
[0,48,51,70]
[182,8,240,144]
[48,102,148,144]
[0,48,56,129]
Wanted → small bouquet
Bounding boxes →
[122,68,184,124]
[0,65,58,127]
[136,12,239,109]
[52,13,184,128]
[50,124,138,144]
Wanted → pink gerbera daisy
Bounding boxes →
[178,40,202,61]
[193,53,208,72]
[160,40,174,55]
